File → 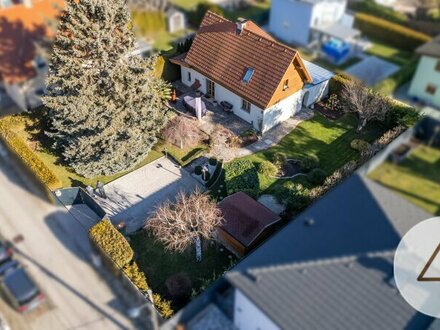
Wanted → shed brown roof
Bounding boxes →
[0,0,64,84]
[171,11,312,109]
[218,192,281,247]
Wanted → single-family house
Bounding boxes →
[0,0,63,112]
[161,174,434,330]
[170,11,333,134]
[269,0,362,64]
[217,192,281,257]
[409,36,440,109]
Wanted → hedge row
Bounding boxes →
[348,0,407,25]
[0,121,60,189]
[354,13,432,51]
[155,55,181,83]
[89,219,174,318]
[374,59,418,95]
[224,159,259,198]
[329,73,353,94]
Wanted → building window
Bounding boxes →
[283,79,289,91]
[436,60,440,72]
[241,99,251,113]
[426,84,437,95]
[187,71,191,82]
[206,79,215,98]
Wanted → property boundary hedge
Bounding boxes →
[0,122,60,189]
[354,13,432,51]
[374,58,418,95]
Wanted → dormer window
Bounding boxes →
[242,67,254,84]
[283,79,289,91]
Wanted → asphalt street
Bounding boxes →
[0,143,135,330]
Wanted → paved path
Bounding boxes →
[96,157,202,232]
[0,145,135,330]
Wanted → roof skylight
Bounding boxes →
[242,67,255,84]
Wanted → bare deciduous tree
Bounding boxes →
[146,188,223,259]
[162,116,201,149]
[342,80,392,132]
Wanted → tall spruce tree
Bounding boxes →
[43,0,170,178]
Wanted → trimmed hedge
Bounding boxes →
[155,55,181,83]
[224,159,259,198]
[374,59,418,95]
[0,120,60,189]
[89,219,134,268]
[348,0,407,25]
[350,139,371,152]
[258,160,278,177]
[354,13,432,51]
[329,73,352,94]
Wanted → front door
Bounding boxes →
[206,79,215,99]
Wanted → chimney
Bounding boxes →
[23,0,33,7]
[236,18,247,35]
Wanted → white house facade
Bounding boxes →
[269,0,347,46]
[233,289,280,330]
[409,55,440,108]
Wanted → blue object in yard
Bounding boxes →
[322,38,350,63]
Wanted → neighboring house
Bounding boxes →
[162,174,434,330]
[165,7,185,34]
[409,36,440,109]
[170,12,333,134]
[269,0,362,63]
[217,192,281,257]
[0,0,63,111]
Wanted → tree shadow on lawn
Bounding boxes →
[128,231,236,311]
[395,149,440,184]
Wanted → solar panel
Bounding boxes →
[242,67,254,84]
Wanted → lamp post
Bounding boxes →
[127,289,158,330]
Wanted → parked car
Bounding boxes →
[0,262,45,313]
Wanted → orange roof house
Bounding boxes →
[0,0,64,85]
[171,11,333,134]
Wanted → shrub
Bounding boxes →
[329,73,352,94]
[272,152,287,168]
[307,168,327,185]
[224,159,259,198]
[153,294,174,319]
[154,55,181,82]
[208,157,217,166]
[386,102,421,128]
[258,160,278,177]
[354,13,432,51]
[324,94,342,112]
[89,219,134,268]
[350,139,371,152]
[280,182,310,211]
[194,165,202,175]
[348,0,407,24]
[123,261,148,291]
[300,155,319,171]
[166,273,192,298]
[0,126,60,188]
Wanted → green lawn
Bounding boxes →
[170,0,204,10]
[163,141,208,167]
[365,39,414,66]
[129,231,235,308]
[369,145,440,215]
[235,113,386,195]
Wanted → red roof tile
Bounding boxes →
[172,11,312,109]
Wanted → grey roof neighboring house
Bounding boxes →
[225,174,433,330]
[416,35,440,58]
[313,22,361,41]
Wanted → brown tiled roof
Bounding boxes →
[416,35,440,58]
[0,0,64,84]
[218,192,281,247]
[172,11,312,109]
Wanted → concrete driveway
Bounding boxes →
[345,56,400,86]
[97,157,202,232]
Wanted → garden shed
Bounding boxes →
[166,7,185,33]
[217,192,281,257]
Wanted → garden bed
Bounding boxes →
[277,159,303,177]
